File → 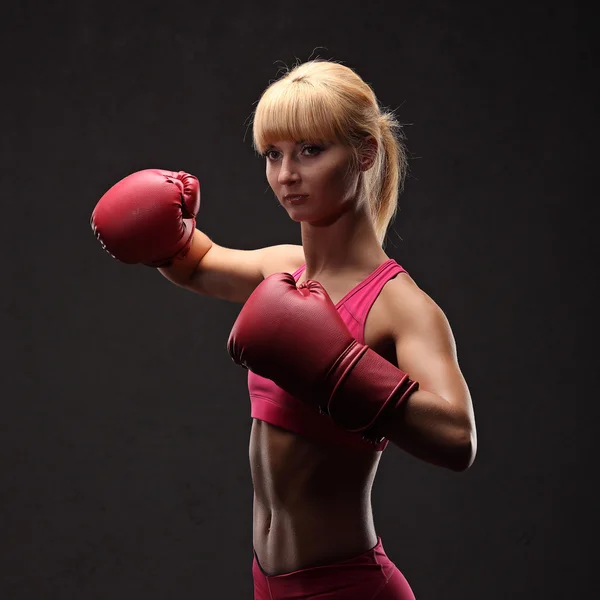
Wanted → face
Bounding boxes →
[263,139,361,225]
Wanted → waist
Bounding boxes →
[253,497,377,575]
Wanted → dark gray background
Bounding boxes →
[1,1,596,598]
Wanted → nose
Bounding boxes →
[277,155,301,186]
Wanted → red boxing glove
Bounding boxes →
[90,169,200,267]
[227,273,419,443]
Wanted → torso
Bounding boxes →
[251,255,412,575]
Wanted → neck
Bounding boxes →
[300,203,388,279]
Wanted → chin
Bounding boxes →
[283,202,342,226]
[283,205,313,222]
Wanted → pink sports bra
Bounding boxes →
[247,259,408,452]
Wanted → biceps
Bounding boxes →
[396,337,471,410]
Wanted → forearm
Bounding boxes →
[157,228,213,288]
[382,389,476,472]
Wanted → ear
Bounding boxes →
[357,136,378,172]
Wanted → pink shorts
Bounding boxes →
[252,537,415,600]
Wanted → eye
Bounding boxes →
[302,145,323,157]
[262,144,324,161]
[264,149,280,161]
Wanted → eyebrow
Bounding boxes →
[265,140,302,149]
[265,139,325,150]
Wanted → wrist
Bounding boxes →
[158,227,211,282]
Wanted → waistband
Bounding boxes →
[253,536,386,579]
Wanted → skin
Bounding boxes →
[251,138,476,575]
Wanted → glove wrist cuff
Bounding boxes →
[326,345,419,444]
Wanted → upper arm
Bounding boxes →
[388,282,475,425]
[184,241,304,303]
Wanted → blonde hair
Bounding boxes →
[252,59,408,245]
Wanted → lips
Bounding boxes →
[284,194,309,204]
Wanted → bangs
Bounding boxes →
[252,81,350,154]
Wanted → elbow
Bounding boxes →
[447,426,477,473]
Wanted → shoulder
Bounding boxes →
[380,272,454,345]
[260,244,305,278]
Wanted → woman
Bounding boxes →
[91,59,477,599]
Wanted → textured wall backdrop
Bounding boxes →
[0,1,595,598]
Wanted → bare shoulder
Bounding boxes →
[260,244,305,278]
[381,271,432,311]
[380,272,454,342]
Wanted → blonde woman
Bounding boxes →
[92,59,476,599]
